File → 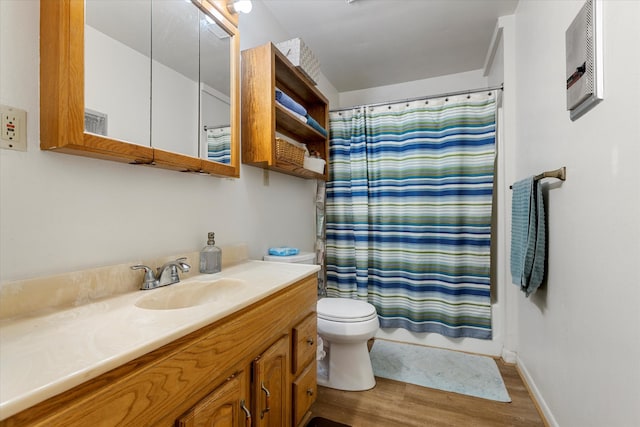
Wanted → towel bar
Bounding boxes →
[510,167,566,189]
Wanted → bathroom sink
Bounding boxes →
[135,278,248,310]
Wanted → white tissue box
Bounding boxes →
[275,38,320,85]
[304,156,326,174]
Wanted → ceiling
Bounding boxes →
[261,0,519,92]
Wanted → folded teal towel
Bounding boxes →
[510,177,546,296]
[306,114,328,137]
[510,177,532,288]
[527,181,546,295]
[275,89,307,116]
[268,247,300,256]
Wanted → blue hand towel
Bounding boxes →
[510,177,546,296]
[305,114,328,137]
[526,181,546,295]
[275,89,307,116]
[510,177,533,289]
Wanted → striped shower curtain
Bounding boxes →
[326,92,497,339]
[206,126,231,164]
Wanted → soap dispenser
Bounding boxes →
[199,232,221,274]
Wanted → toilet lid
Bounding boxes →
[317,298,377,323]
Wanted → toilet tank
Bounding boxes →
[263,252,316,264]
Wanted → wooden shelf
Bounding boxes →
[275,104,326,142]
[241,43,329,180]
[272,160,327,180]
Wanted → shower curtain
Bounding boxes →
[326,91,497,339]
[206,126,231,164]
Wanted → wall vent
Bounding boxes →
[565,0,603,121]
[84,109,108,136]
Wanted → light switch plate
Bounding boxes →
[1,105,27,151]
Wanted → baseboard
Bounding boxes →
[501,348,517,364]
[515,356,558,427]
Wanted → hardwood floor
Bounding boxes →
[309,359,545,427]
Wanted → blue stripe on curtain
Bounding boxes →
[326,92,497,339]
[207,126,231,164]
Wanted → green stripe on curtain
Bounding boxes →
[326,92,497,339]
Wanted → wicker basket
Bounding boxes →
[275,138,305,166]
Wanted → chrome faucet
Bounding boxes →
[131,257,191,290]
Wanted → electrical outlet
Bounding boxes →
[1,105,27,152]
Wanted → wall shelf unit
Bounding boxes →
[241,43,329,180]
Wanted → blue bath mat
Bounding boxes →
[369,340,511,402]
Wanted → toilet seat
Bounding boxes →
[317,298,377,323]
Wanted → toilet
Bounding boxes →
[317,297,379,391]
[262,252,379,391]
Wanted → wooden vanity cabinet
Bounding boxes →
[0,276,317,427]
[241,43,330,180]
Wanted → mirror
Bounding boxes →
[84,0,152,146]
[151,0,200,157]
[84,0,235,168]
[200,16,232,164]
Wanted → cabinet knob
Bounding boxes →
[306,388,314,396]
[306,337,314,346]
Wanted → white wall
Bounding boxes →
[0,0,330,283]
[512,1,640,426]
[338,69,488,108]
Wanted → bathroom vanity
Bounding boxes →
[0,261,319,426]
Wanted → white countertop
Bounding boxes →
[0,260,319,420]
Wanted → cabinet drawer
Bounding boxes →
[292,360,317,426]
[292,313,316,376]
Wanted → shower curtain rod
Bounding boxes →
[329,84,504,113]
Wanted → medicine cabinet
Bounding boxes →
[40,0,240,178]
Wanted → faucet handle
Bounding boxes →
[131,264,160,290]
[175,257,191,273]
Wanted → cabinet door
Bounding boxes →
[252,335,290,427]
[176,370,251,427]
